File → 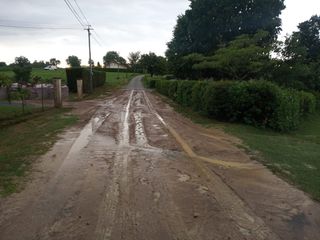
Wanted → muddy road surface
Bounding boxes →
[1,76,320,240]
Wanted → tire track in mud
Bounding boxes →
[95,90,133,240]
[95,89,195,240]
[142,90,282,240]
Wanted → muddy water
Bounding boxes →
[0,76,319,240]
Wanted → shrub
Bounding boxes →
[270,89,301,131]
[144,77,317,132]
[191,81,208,112]
[298,91,316,116]
[176,81,197,107]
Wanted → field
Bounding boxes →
[0,68,67,82]
[170,100,320,201]
[0,69,138,87]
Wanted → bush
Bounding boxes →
[145,77,317,132]
[66,68,106,93]
[176,81,197,107]
[13,66,32,83]
[298,91,316,115]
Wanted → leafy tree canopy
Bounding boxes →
[139,53,167,77]
[66,55,81,68]
[167,0,285,59]
[193,31,271,80]
[103,51,126,67]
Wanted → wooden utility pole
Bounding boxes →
[85,25,94,93]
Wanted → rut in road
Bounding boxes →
[0,76,320,240]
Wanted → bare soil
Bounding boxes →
[0,76,319,240]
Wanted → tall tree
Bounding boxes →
[14,56,30,67]
[128,52,141,71]
[167,0,285,63]
[66,55,81,67]
[139,53,167,77]
[13,56,32,83]
[103,51,120,67]
[49,58,61,66]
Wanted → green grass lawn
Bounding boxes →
[170,100,320,201]
[0,68,67,83]
[0,108,77,196]
[225,114,320,200]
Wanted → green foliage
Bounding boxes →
[176,80,197,107]
[128,52,141,72]
[12,56,32,83]
[103,51,126,67]
[193,31,271,80]
[12,67,32,83]
[66,68,106,93]
[139,53,168,77]
[66,55,81,67]
[166,0,285,77]
[146,77,317,132]
[298,91,316,116]
[274,15,320,91]
[191,81,208,112]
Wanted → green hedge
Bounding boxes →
[66,68,106,93]
[145,77,317,132]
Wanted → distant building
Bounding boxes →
[105,62,127,69]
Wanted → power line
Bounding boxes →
[73,0,90,26]
[0,23,80,30]
[91,34,103,47]
[64,0,85,27]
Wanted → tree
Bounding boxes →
[283,15,320,62]
[103,51,120,67]
[273,15,320,91]
[31,60,46,68]
[167,0,285,57]
[14,56,30,67]
[50,58,61,66]
[66,55,81,67]
[128,52,141,71]
[0,62,7,67]
[13,56,32,83]
[139,53,167,77]
[193,31,271,80]
[97,61,102,68]
[166,0,285,78]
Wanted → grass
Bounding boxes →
[163,96,320,201]
[0,68,67,83]
[225,114,320,201]
[106,72,139,88]
[0,108,77,196]
[0,105,35,120]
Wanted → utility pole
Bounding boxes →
[85,25,94,93]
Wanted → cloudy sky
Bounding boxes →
[0,0,319,67]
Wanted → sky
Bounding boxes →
[0,0,319,67]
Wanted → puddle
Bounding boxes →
[121,91,134,146]
[134,111,148,146]
[67,113,110,156]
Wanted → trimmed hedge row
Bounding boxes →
[144,77,316,131]
[66,68,106,93]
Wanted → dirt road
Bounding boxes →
[0,76,320,240]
